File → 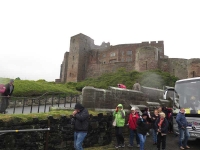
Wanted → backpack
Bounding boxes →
[0,84,6,94]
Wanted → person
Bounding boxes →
[113,104,126,148]
[176,108,190,150]
[157,106,163,114]
[184,96,198,110]
[0,79,14,113]
[133,81,141,91]
[151,109,159,145]
[127,107,140,148]
[143,107,151,136]
[137,112,150,150]
[72,103,89,150]
[155,112,169,150]
[166,108,173,133]
[117,84,126,89]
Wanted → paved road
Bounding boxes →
[85,133,200,150]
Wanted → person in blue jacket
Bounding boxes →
[176,108,190,150]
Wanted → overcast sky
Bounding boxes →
[0,0,200,81]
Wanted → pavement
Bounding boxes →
[85,133,200,150]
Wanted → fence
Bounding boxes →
[0,92,80,114]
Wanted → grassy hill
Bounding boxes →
[75,68,179,91]
[0,69,179,97]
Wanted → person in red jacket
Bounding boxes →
[127,107,140,148]
[117,84,126,89]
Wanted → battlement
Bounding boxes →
[141,41,164,46]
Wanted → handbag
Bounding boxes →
[112,118,117,126]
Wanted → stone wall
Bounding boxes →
[82,86,173,112]
[135,46,159,72]
[187,58,200,78]
[168,58,188,79]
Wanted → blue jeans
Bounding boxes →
[74,131,87,150]
[178,128,190,147]
[152,129,157,143]
[129,129,140,146]
[138,133,146,150]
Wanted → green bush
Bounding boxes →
[0,69,179,97]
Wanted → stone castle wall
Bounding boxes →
[55,33,200,83]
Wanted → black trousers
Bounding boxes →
[168,121,173,132]
[115,127,124,145]
[157,132,166,150]
[0,96,9,113]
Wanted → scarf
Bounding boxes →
[158,118,164,127]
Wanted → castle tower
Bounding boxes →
[66,33,94,82]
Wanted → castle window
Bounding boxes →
[127,50,132,55]
[126,58,132,62]
[109,59,116,63]
[110,52,115,57]
[146,61,148,70]
[193,71,195,77]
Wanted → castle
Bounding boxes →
[56,33,200,83]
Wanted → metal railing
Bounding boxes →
[0,92,80,114]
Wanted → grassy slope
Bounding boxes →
[75,68,179,91]
[0,69,179,97]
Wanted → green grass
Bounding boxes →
[0,110,107,123]
[75,68,179,91]
[0,69,179,97]
[0,78,79,97]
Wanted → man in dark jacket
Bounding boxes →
[176,108,190,150]
[72,103,89,150]
[137,113,150,150]
[0,79,14,113]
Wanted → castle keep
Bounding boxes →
[56,33,200,83]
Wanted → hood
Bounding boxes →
[117,104,123,109]
[74,103,84,110]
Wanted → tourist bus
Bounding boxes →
[163,77,200,139]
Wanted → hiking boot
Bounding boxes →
[185,146,190,149]
[127,144,133,148]
[121,144,125,148]
[115,145,119,149]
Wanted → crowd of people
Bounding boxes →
[113,104,190,150]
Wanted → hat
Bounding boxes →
[142,113,148,117]
[74,103,84,110]
[131,107,136,111]
[117,104,123,108]
[10,79,14,83]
